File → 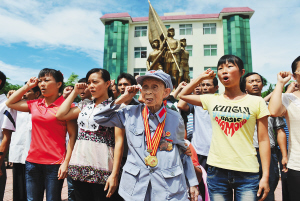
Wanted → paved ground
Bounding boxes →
[3,168,283,201]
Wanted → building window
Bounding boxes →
[134,68,147,77]
[134,26,147,37]
[189,67,193,79]
[204,45,217,56]
[134,47,147,58]
[186,45,192,56]
[203,23,216,34]
[165,25,170,29]
[179,24,192,35]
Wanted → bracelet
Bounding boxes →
[0,152,3,155]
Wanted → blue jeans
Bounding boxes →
[256,148,279,201]
[25,161,64,201]
[207,166,259,201]
[67,176,76,201]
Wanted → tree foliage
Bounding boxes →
[64,72,79,87]
[0,78,22,95]
[64,72,81,103]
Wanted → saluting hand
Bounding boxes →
[278,71,292,85]
[26,77,39,89]
[74,83,87,95]
[200,68,216,80]
[123,85,141,99]
[63,86,74,99]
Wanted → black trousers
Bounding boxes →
[13,163,27,201]
[287,168,300,201]
[72,179,123,201]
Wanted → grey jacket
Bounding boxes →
[94,102,198,201]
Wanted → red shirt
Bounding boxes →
[189,143,200,167]
[26,96,68,164]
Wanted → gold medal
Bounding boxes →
[166,143,173,151]
[147,156,158,167]
[142,106,166,168]
[144,155,151,166]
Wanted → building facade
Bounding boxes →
[100,7,254,93]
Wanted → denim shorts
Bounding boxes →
[207,166,260,201]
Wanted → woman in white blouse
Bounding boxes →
[269,56,300,201]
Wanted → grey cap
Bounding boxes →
[136,70,173,91]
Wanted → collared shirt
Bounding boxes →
[26,96,68,164]
[9,111,31,164]
[0,94,17,144]
[94,102,198,201]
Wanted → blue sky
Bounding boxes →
[0,0,299,88]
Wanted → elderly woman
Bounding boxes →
[94,70,199,201]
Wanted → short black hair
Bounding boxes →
[78,78,86,83]
[240,72,265,93]
[117,73,137,86]
[291,56,300,74]
[213,77,218,87]
[0,71,6,90]
[38,68,64,93]
[217,55,244,73]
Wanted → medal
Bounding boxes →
[142,105,167,167]
[166,143,173,151]
[166,131,171,137]
[159,139,169,151]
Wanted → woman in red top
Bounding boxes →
[6,68,77,201]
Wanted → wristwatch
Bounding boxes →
[0,152,3,155]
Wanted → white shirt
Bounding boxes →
[9,111,31,164]
[0,94,17,144]
[282,93,300,171]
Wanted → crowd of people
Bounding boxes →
[0,54,299,201]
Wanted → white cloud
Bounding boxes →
[0,60,40,84]
[0,0,105,65]
[0,0,299,87]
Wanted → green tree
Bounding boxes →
[64,72,79,87]
[64,73,81,103]
[0,78,22,95]
[261,83,275,98]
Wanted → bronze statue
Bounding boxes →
[146,39,164,71]
[180,38,190,83]
[163,27,181,87]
